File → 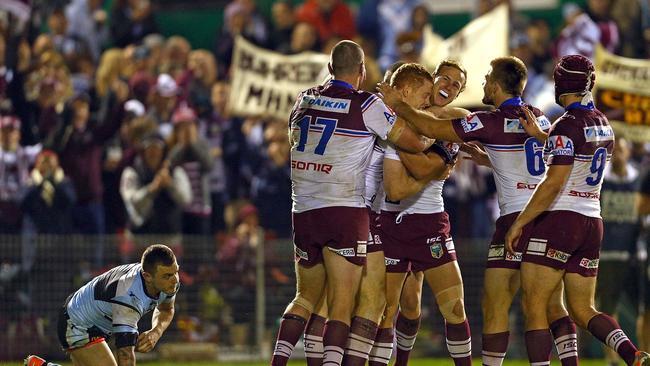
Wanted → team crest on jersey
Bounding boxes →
[584,125,614,142]
[460,114,484,133]
[299,95,351,113]
[546,249,570,263]
[546,135,574,156]
[430,242,443,259]
[579,258,599,269]
[374,234,382,245]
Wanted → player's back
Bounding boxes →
[67,263,175,335]
[290,80,393,213]
[453,98,551,216]
[544,104,614,217]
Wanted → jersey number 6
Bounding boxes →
[524,137,545,176]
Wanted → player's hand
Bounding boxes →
[376,82,403,110]
[519,107,546,142]
[504,223,523,255]
[135,330,160,353]
[460,143,491,167]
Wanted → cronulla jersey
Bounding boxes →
[382,141,459,214]
[290,80,396,213]
[66,263,177,336]
[544,102,614,218]
[451,97,551,216]
[364,140,388,213]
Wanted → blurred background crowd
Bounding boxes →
[0,0,649,361]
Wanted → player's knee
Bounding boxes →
[546,302,568,322]
[290,294,315,314]
[436,285,466,323]
[400,292,421,317]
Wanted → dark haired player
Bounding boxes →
[378,56,579,366]
[25,244,179,366]
[505,54,650,366]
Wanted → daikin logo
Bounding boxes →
[584,125,614,142]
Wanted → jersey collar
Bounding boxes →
[565,101,595,111]
[498,97,524,108]
[330,79,355,89]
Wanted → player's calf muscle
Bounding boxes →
[116,346,135,366]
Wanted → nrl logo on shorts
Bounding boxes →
[546,249,570,263]
[579,258,599,269]
[430,242,443,259]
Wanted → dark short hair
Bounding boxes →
[141,244,176,274]
[383,61,406,83]
[433,59,468,91]
[390,63,434,89]
[490,56,527,96]
[330,40,364,77]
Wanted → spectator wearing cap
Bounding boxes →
[0,115,41,233]
[295,0,356,45]
[168,105,214,238]
[46,92,127,265]
[110,0,158,48]
[148,73,179,139]
[22,150,76,235]
[120,133,191,236]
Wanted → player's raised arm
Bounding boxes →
[385,118,431,153]
[398,144,454,181]
[377,82,465,142]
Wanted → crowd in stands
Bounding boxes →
[0,0,649,355]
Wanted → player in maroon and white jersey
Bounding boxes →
[504,55,650,366]
[378,56,578,366]
[270,40,429,366]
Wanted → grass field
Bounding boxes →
[3,359,609,365]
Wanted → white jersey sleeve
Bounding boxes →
[362,95,396,140]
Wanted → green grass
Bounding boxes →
[3,359,609,365]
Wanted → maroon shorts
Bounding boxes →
[486,212,533,270]
[292,207,369,267]
[521,210,603,277]
[378,211,456,273]
[367,210,383,254]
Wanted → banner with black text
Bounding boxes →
[229,36,329,121]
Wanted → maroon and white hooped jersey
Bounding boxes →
[289,80,396,213]
[451,97,551,217]
[543,102,614,218]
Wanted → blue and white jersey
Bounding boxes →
[66,263,177,336]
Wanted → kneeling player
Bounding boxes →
[25,244,179,366]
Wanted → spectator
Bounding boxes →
[177,49,218,119]
[120,133,191,236]
[586,0,620,53]
[64,0,109,61]
[0,115,41,234]
[142,33,165,74]
[168,105,213,237]
[556,3,601,60]
[269,1,296,54]
[609,0,646,58]
[289,22,320,54]
[159,36,191,80]
[47,7,91,70]
[21,150,76,234]
[148,73,179,139]
[110,0,158,48]
[295,0,356,44]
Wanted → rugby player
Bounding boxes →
[25,244,179,366]
[270,40,428,366]
[366,60,471,366]
[504,55,650,366]
[378,56,579,366]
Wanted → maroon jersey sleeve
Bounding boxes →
[451,111,491,143]
[544,119,583,165]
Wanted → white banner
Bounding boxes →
[228,36,329,121]
[421,0,557,14]
[420,4,509,107]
